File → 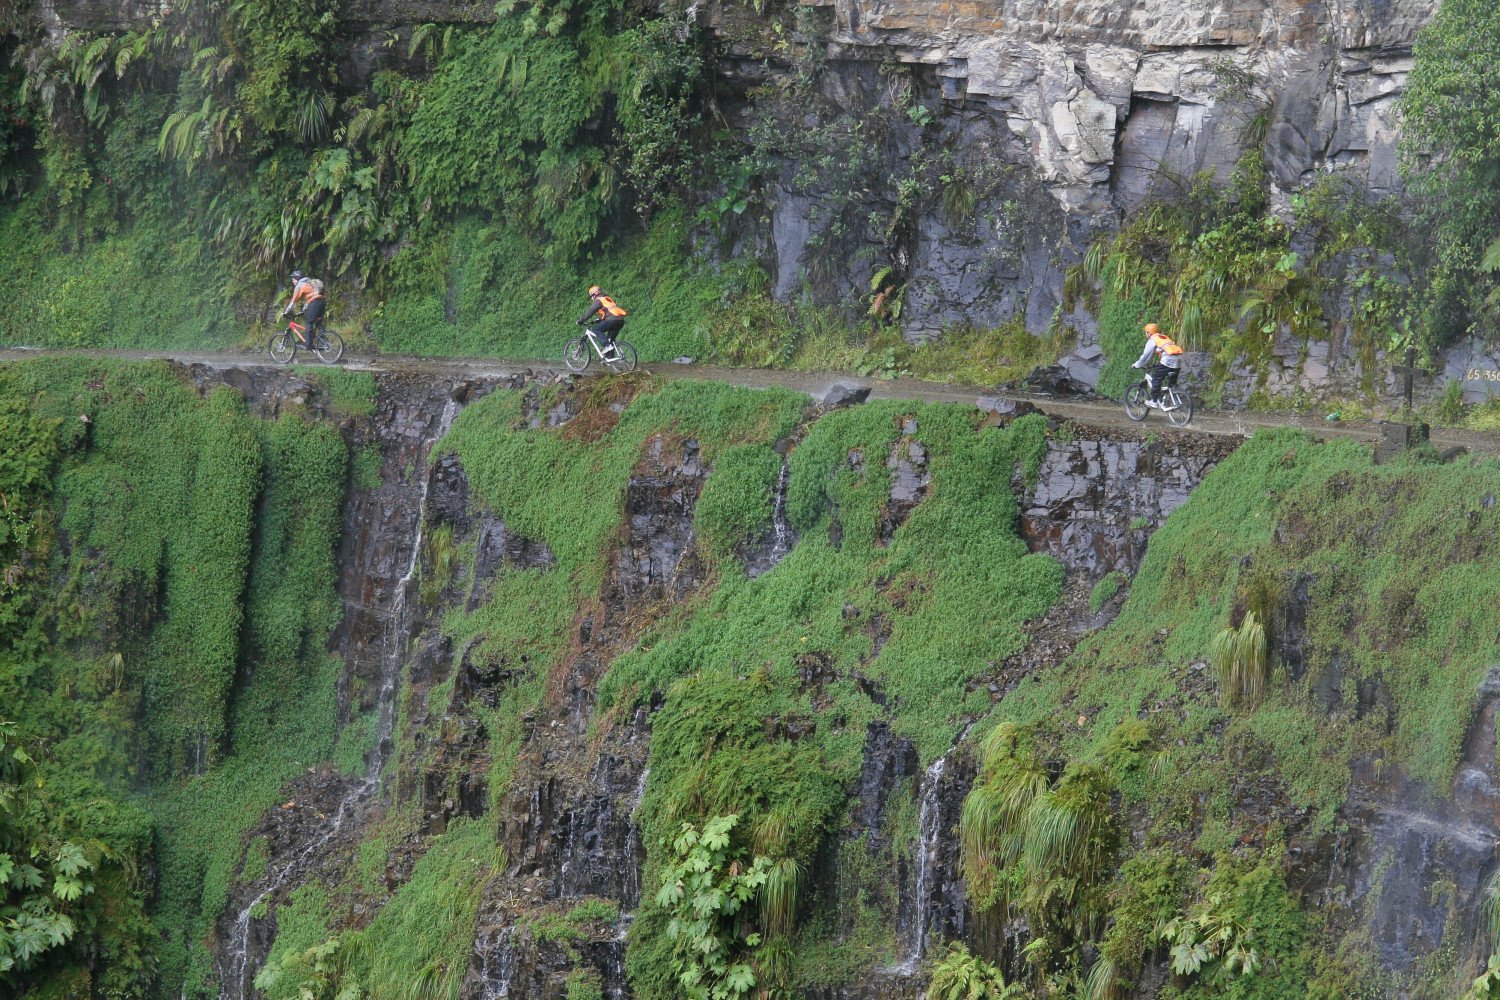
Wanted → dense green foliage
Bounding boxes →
[1073,154,1404,399]
[926,942,1026,1000]
[0,358,350,997]
[961,724,1119,975]
[0,0,724,356]
[652,814,773,999]
[984,430,1500,995]
[0,721,101,983]
[1401,0,1500,343]
[6,348,1500,1000]
[422,377,1061,996]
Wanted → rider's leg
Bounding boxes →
[587,323,608,353]
[1158,365,1181,404]
[1141,370,1157,406]
[1148,362,1171,401]
[302,298,326,345]
[595,317,625,354]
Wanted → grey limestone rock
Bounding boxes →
[820,382,872,408]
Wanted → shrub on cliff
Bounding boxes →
[1402,0,1500,344]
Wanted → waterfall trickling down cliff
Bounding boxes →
[214,376,468,1000]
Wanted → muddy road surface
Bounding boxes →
[3,346,1494,457]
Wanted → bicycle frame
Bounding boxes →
[1145,373,1185,410]
[582,329,615,357]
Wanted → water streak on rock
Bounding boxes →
[218,394,461,1000]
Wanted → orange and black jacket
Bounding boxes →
[578,294,628,325]
[283,278,325,315]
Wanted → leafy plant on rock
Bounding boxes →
[926,941,1028,999]
[1157,890,1261,984]
[254,935,365,1000]
[0,720,96,982]
[1466,954,1500,1000]
[960,725,1118,975]
[653,814,774,1000]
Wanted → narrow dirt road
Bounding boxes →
[4,346,1496,457]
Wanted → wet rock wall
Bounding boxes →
[164,365,1500,1000]
[1019,428,1240,580]
[696,0,1439,358]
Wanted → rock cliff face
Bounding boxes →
[24,360,1488,999]
[1019,431,1238,578]
[697,0,1437,342]
[809,0,1430,210]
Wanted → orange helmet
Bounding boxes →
[1144,323,1161,336]
[588,285,602,297]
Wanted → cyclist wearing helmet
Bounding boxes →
[577,284,628,357]
[1131,322,1184,407]
[282,269,327,347]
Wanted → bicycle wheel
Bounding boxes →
[269,331,297,364]
[563,337,591,373]
[314,330,344,364]
[1123,382,1149,421]
[604,340,637,374]
[1166,388,1194,427]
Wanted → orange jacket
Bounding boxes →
[579,293,628,323]
[284,277,325,313]
[1137,331,1184,368]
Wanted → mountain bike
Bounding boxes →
[1124,373,1192,427]
[269,315,344,364]
[563,328,637,374]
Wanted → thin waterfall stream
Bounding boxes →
[748,460,795,578]
[904,753,948,975]
[218,397,460,1000]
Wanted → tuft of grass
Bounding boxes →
[346,820,503,1000]
[353,443,384,491]
[310,370,378,418]
[1211,609,1270,708]
[1088,571,1128,614]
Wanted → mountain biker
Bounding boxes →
[1131,323,1183,407]
[282,270,327,347]
[577,285,628,357]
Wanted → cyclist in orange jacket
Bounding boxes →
[576,285,628,357]
[282,270,327,347]
[1131,323,1183,407]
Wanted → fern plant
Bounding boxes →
[926,942,1028,1000]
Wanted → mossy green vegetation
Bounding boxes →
[1072,155,1406,401]
[403,376,1062,997]
[975,429,1500,994]
[598,403,1059,996]
[1401,0,1500,345]
[1,0,728,359]
[0,357,350,997]
[10,351,1500,998]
